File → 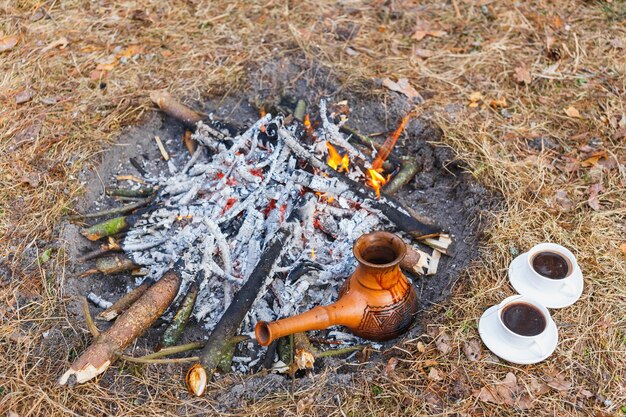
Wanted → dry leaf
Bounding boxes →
[384,357,398,377]
[382,77,422,101]
[514,66,532,85]
[476,372,534,409]
[428,367,443,381]
[417,341,426,353]
[435,331,452,355]
[546,373,572,391]
[414,48,434,58]
[422,359,438,367]
[612,127,626,140]
[0,34,19,53]
[581,150,607,167]
[564,106,582,119]
[489,97,507,108]
[619,242,626,255]
[296,394,316,414]
[469,91,483,102]
[554,190,574,211]
[463,339,482,362]
[587,183,604,211]
[551,15,564,29]
[15,90,33,104]
[412,18,447,41]
[41,37,69,54]
[529,377,551,396]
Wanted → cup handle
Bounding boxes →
[530,338,547,357]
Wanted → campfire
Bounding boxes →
[60,93,452,388]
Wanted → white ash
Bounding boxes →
[120,101,428,373]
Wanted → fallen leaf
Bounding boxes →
[554,190,574,211]
[613,127,626,140]
[545,373,572,391]
[529,377,551,396]
[15,90,32,104]
[0,34,19,53]
[296,393,315,413]
[383,357,398,377]
[434,331,452,355]
[382,77,422,101]
[422,359,438,367]
[489,97,507,108]
[41,37,69,54]
[412,18,447,41]
[414,48,434,58]
[564,106,582,119]
[555,156,579,173]
[476,372,535,409]
[463,339,482,361]
[619,243,626,255]
[587,183,604,211]
[514,66,532,85]
[551,15,564,29]
[581,150,607,167]
[428,367,443,381]
[417,341,426,353]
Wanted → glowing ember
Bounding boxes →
[326,141,349,172]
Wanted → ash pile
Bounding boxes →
[84,99,451,374]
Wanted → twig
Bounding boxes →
[98,280,153,321]
[119,355,199,365]
[316,345,366,358]
[161,283,199,347]
[81,297,100,337]
[150,90,203,130]
[143,342,204,359]
[129,157,148,177]
[154,136,170,161]
[76,238,121,262]
[384,156,419,195]
[116,174,147,185]
[68,197,154,221]
[105,187,154,198]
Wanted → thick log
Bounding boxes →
[150,91,203,130]
[196,197,305,379]
[58,268,181,386]
[97,281,153,321]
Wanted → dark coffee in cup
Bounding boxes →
[501,302,546,336]
[531,251,570,279]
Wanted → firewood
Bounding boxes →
[69,196,155,221]
[194,197,305,381]
[293,332,316,371]
[105,187,155,198]
[58,268,181,386]
[400,246,427,275]
[150,90,203,130]
[76,238,121,263]
[93,254,137,275]
[160,282,198,347]
[97,280,153,321]
[384,156,419,195]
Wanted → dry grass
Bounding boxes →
[1,0,625,415]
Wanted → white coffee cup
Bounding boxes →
[525,243,580,297]
[497,295,551,356]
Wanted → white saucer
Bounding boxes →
[478,305,558,364]
[509,253,583,308]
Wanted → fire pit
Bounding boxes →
[60,88,493,389]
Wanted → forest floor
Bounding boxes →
[1,1,625,416]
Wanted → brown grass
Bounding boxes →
[1,0,625,415]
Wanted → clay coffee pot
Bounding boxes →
[255,231,419,345]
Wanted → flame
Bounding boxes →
[366,113,412,198]
[311,247,316,260]
[326,141,349,172]
[366,168,389,198]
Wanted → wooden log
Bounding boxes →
[76,238,121,263]
[196,197,305,379]
[384,156,419,195]
[106,187,155,198]
[150,91,203,130]
[160,282,198,347]
[97,281,153,321]
[58,268,181,386]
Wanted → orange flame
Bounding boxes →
[326,141,349,172]
[366,113,412,198]
[371,114,411,171]
[366,168,389,198]
[311,247,316,260]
